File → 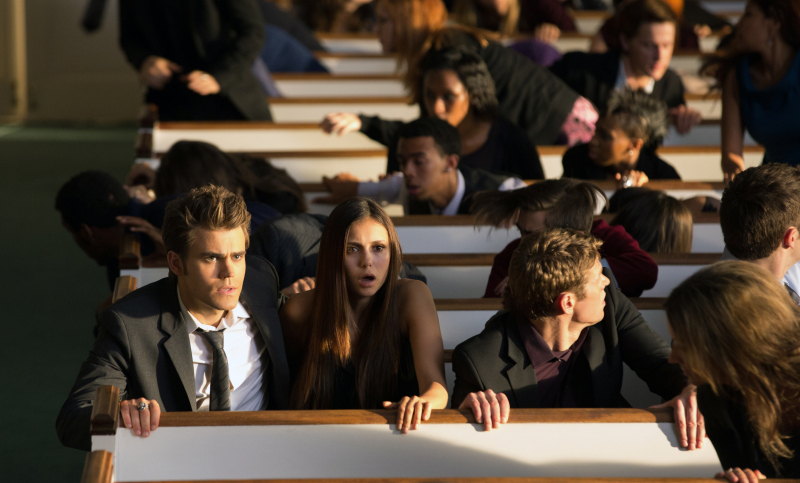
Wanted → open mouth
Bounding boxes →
[359,274,376,287]
[218,286,237,295]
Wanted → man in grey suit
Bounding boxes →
[57,186,290,451]
[452,228,705,450]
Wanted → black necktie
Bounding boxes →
[197,329,231,411]
[785,283,800,305]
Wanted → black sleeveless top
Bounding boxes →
[330,339,419,409]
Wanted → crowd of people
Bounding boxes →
[56,0,800,480]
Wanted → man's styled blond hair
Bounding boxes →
[505,228,603,320]
[162,185,251,276]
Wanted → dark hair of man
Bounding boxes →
[162,185,252,278]
[419,46,500,121]
[291,198,404,410]
[397,117,462,158]
[470,178,606,232]
[156,140,307,214]
[606,88,669,149]
[617,0,678,40]
[55,170,130,231]
[610,189,692,253]
[504,228,603,320]
[720,164,800,260]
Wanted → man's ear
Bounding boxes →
[444,154,459,173]
[167,251,184,277]
[78,223,94,242]
[629,138,645,151]
[784,227,799,249]
[555,292,575,316]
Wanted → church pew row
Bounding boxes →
[85,385,728,482]
[141,123,764,181]
[112,274,676,409]
[315,52,715,77]
[316,32,726,55]
[267,93,719,123]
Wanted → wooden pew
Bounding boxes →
[144,122,764,181]
[85,386,726,481]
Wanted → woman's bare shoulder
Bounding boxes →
[395,278,433,302]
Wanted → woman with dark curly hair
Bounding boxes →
[561,88,679,188]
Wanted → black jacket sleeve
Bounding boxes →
[450,346,487,408]
[207,0,266,94]
[614,291,687,401]
[56,309,133,451]
[118,0,152,70]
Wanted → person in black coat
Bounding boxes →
[451,228,704,452]
[550,0,701,134]
[666,262,800,481]
[119,0,272,121]
[561,89,680,187]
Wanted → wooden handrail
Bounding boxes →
[119,234,141,271]
[299,180,727,193]
[269,96,410,104]
[90,385,120,436]
[80,450,113,483]
[144,407,675,427]
[111,479,795,483]
[403,253,721,267]
[112,275,138,303]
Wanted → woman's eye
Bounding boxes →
[347,246,358,253]
[374,245,385,251]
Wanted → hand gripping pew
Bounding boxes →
[83,386,729,483]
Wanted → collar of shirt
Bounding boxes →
[177,286,250,334]
[719,246,800,302]
[616,57,655,94]
[434,169,466,216]
[515,313,587,367]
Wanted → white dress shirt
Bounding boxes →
[615,58,655,94]
[357,170,525,215]
[177,288,266,411]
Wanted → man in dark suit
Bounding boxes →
[119,0,272,121]
[549,0,701,134]
[57,186,290,451]
[451,228,705,451]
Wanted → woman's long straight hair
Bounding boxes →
[291,198,404,409]
[666,261,800,472]
[451,0,521,37]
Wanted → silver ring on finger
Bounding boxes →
[137,401,149,411]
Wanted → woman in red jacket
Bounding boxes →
[471,179,658,297]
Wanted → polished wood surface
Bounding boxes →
[127,407,675,428]
[90,385,120,436]
[119,234,141,271]
[156,149,388,159]
[269,96,409,104]
[433,298,665,311]
[112,275,138,303]
[299,180,727,193]
[125,479,798,483]
[406,252,719,267]
[80,450,113,483]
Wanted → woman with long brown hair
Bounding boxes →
[666,261,800,480]
[609,189,693,253]
[703,0,800,181]
[279,198,448,431]
[322,0,596,152]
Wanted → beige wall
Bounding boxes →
[24,0,141,122]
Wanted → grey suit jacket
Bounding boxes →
[56,256,290,451]
[450,268,687,408]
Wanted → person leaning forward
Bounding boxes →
[451,228,705,451]
[56,186,290,451]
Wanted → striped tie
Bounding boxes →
[197,329,231,411]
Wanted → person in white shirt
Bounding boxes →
[316,117,525,215]
[56,185,290,451]
[718,163,800,304]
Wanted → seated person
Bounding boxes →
[258,0,326,53]
[719,164,800,303]
[449,0,577,43]
[56,186,291,451]
[56,170,280,292]
[451,227,703,450]
[562,89,680,187]
[324,47,545,179]
[471,179,658,297]
[294,0,375,33]
[667,261,800,480]
[550,0,702,134]
[609,188,693,253]
[279,198,448,432]
[129,140,307,215]
[316,118,526,215]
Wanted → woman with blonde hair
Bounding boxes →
[322,0,597,155]
[666,261,800,480]
[279,198,448,431]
